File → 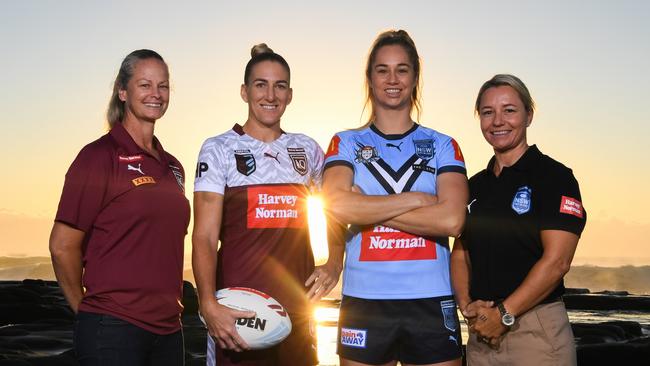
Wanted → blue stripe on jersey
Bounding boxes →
[324,124,466,299]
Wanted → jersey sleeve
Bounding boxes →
[436,137,467,175]
[55,143,111,232]
[538,167,587,236]
[323,133,355,171]
[194,138,228,195]
[309,139,325,188]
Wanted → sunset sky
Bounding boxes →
[1,1,648,265]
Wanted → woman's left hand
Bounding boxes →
[472,305,509,341]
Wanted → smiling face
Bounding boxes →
[478,85,533,154]
[369,44,416,114]
[241,60,292,128]
[118,58,169,124]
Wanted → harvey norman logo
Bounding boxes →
[246,185,307,229]
[560,196,584,218]
[118,155,143,163]
[360,225,436,261]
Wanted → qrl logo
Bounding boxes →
[237,317,267,331]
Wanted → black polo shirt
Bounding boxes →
[462,145,586,303]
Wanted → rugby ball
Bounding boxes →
[215,287,292,350]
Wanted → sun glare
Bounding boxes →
[307,195,328,265]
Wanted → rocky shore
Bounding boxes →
[0,280,648,365]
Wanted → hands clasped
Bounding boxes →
[462,300,509,348]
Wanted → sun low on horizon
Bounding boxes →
[1,1,649,265]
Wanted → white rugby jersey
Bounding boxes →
[194,124,324,313]
[324,123,466,299]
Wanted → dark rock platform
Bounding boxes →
[1,281,649,366]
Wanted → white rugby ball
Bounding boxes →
[215,287,292,350]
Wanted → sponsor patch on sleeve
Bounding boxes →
[559,196,583,218]
[325,135,341,159]
[340,328,367,348]
[451,139,464,162]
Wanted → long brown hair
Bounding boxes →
[361,29,422,128]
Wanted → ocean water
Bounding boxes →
[313,303,650,366]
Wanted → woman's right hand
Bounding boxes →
[200,298,256,352]
[462,299,494,326]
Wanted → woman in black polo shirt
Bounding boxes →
[451,74,586,365]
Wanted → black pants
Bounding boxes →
[74,311,184,366]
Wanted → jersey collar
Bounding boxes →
[109,122,168,163]
[370,123,419,140]
[232,123,286,136]
[486,144,541,175]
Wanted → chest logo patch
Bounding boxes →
[127,163,145,175]
[354,145,379,163]
[287,147,308,176]
[235,153,256,176]
[246,185,308,229]
[289,153,308,176]
[118,154,143,163]
[169,164,184,193]
[132,176,156,186]
[413,139,435,160]
[359,225,436,261]
[512,186,532,215]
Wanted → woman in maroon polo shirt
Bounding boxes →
[49,49,190,366]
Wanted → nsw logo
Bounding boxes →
[414,139,434,160]
[511,186,532,215]
[340,328,366,348]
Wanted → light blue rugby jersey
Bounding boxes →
[324,123,466,299]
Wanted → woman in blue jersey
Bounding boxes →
[322,30,468,366]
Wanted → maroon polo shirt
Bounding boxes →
[55,123,190,334]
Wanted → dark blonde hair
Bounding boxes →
[106,49,166,128]
[243,43,290,85]
[362,29,422,126]
[475,74,535,115]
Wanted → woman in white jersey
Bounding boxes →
[322,30,468,366]
[192,44,339,366]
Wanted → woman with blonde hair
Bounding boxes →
[50,49,190,365]
[451,74,586,365]
[323,30,468,366]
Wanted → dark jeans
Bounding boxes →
[74,311,184,366]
